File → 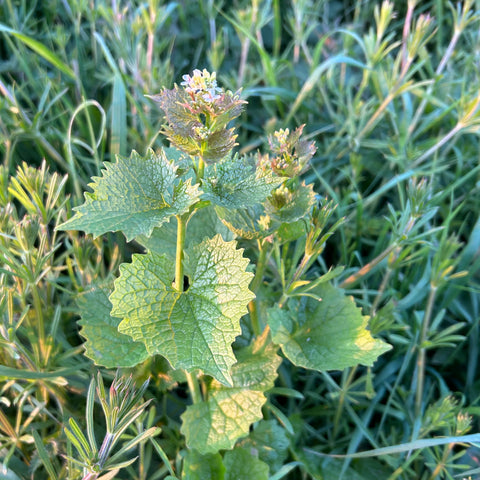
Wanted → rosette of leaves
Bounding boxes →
[149,69,246,163]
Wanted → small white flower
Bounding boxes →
[181,69,222,102]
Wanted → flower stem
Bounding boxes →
[186,371,202,404]
[197,155,205,183]
[174,214,186,292]
[174,213,202,403]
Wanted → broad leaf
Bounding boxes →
[266,181,316,224]
[77,286,148,368]
[136,205,233,259]
[110,235,254,385]
[216,204,272,240]
[238,420,289,473]
[215,181,315,240]
[223,448,269,480]
[203,155,281,209]
[268,283,391,371]
[181,334,281,453]
[182,451,225,480]
[57,149,200,241]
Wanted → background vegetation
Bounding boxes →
[1,0,480,478]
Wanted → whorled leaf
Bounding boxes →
[202,154,281,209]
[267,283,391,371]
[57,149,200,241]
[181,333,281,454]
[110,235,254,386]
[77,286,148,368]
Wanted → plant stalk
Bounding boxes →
[248,239,269,336]
[175,213,202,403]
[197,155,205,183]
[415,285,437,416]
[174,214,186,292]
[339,243,398,288]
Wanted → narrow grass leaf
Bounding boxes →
[97,469,120,480]
[265,403,295,435]
[306,433,480,459]
[68,418,92,457]
[32,431,58,480]
[111,73,127,156]
[86,377,97,455]
[286,55,368,123]
[0,365,81,380]
[106,427,161,466]
[151,438,176,476]
[268,462,302,480]
[0,24,75,79]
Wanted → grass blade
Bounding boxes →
[0,23,75,79]
[32,430,58,480]
[305,433,480,459]
[111,73,127,156]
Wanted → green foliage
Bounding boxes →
[77,286,149,368]
[57,67,389,477]
[57,149,200,241]
[110,235,254,386]
[2,0,480,479]
[181,333,281,453]
[202,154,282,209]
[268,283,391,371]
[64,372,159,479]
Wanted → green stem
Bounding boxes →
[175,213,202,403]
[339,243,398,289]
[248,240,269,336]
[197,155,205,184]
[415,285,437,416]
[174,214,186,292]
[30,283,46,366]
[186,372,202,404]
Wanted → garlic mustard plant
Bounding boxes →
[58,69,390,469]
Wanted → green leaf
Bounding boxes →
[216,204,272,240]
[110,235,254,385]
[215,181,315,240]
[266,181,316,224]
[110,73,127,156]
[223,448,269,480]
[203,155,281,209]
[77,286,149,368]
[238,420,289,473]
[57,149,200,241]
[267,283,391,371]
[182,451,225,480]
[136,205,233,259]
[181,334,281,453]
[0,23,76,79]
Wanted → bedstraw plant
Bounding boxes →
[57,69,391,476]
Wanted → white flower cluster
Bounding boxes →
[181,68,222,102]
